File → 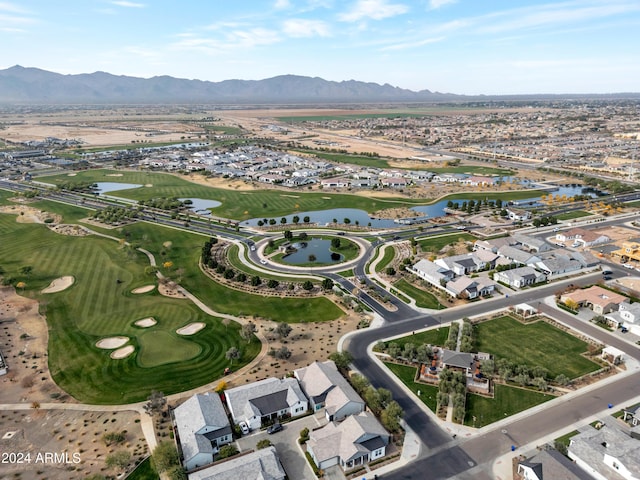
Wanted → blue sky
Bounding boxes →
[1,0,639,95]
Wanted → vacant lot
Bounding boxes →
[474,316,600,379]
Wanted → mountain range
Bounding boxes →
[0,65,638,104]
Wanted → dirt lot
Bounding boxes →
[0,409,147,480]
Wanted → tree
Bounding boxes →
[281,217,287,225]
[344,217,351,224]
[387,342,401,359]
[256,439,272,449]
[152,441,180,473]
[415,344,432,364]
[555,374,571,386]
[267,279,280,289]
[144,390,167,416]
[403,342,416,361]
[331,237,341,249]
[303,216,310,223]
[167,466,187,480]
[292,215,300,225]
[299,232,308,241]
[217,444,238,460]
[349,373,370,394]
[241,322,257,342]
[302,280,313,290]
[105,450,131,472]
[275,323,292,339]
[273,346,292,360]
[225,347,240,364]
[284,230,293,240]
[308,254,316,262]
[364,386,382,414]
[235,272,247,282]
[381,400,403,432]
[385,266,396,276]
[321,278,334,290]
[329,351,353,370]
[251,275,262,287]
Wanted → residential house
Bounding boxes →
[557,228,611,247]
[441,350,474,375]
[611,242,640,263]
[321,177,350,188]
[474,237,517,254]
[380,177,408,188]
[506,208,532,221]
[622,405,640,428]
[174,393,233,471]
[408,259,454,289]
[224,377,308,431]
[187,446,286,480]
[494,266,546,289]
[560,286,629,315]
[435,253,487,276]
[446,276,497,299]
[517,448,592,480]
[535,251,584,276]
[497,245,541,266]
[307,412,390,471]
[605,303,640,334]
[568,421,640,480]
[513,234,553,253]
[294,361,365,422]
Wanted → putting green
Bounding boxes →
[137,330,202,367]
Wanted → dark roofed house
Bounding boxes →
[518,448,592,480]
[441,349,474,375]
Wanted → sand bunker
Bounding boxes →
[41,276,74,294]
[111,345,135,359]
[106,173,123,177]
[96,337,129,349]
[67,173,77,176]
[132,285,155,294]
[135,317,157,328]
[177,322,205,335]
[144,184,153,187]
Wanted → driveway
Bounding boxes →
[236,412,328,480]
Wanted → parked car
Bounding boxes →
[621,327,629,333]
[239,421,250,435]
[623,263,634,269]
[260,259,267,265]
[267,422,283,434]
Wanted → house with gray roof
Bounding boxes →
[187,446,286,480]
[435,253,487,276]
[568,421,640,480]
[474,237,517,254]
[513,233,553,253]
[408,259,454,289]
[494,266,547,289]
[294,361,365,422]
[441,349,474,375]
[517,448,592,480]
[535,251,591,276]
[224,377,308,431]
[174,393,233,471]
[446,276,497,299]
[497,245,541,266]
[307,411,390,471]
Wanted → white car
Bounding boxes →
[623,263,634,269]
[260,259,267,265]
[239,421,250,435]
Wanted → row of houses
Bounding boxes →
[174,360,391,476]
[409,233,600,299]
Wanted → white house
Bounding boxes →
[224,377,308,431]
[517,449,590,480]
[409,259,454,289]
[307,412,390,471]
[294,361,365,422]
[494,266,547,289]
[173,393,233,471]
[446,276,496,299]
[507,208,532,221]
[568,421,640,480]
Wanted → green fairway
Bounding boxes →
[384,362,438,412]
[120,222,344,323]
[426,165,513,176]
[374,245,396,273]
[417,232,476,252]
[475,316,600,379]
[40,169,422,220]
[465,384,554,427]
[0,213,259,404]
[393,278,445,309]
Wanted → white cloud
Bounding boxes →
[111,1,145,8]
[171,28,281,55]
[274,0,291,9]
[381,36,444,51]
[428,0,456,9]
[339,0,409,22]
[282,18,330,37]
[0,2,30,14]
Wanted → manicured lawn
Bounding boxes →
[125,457,158,480]
[465,384,554,427]
[384,362,439,412]
[555,430,580,450]
[374,245,396,273]
[417,233,476,252]
[393,278,444,309]
[0,214,259,404]
[474,316,600,379]
[555,210,593,221]
[40,169,422,220]
[0,188,13,205]
[384,327,450,350]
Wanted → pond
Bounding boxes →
[94,182,143,194]
[180,198,222,216]
[280,238,343,265]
